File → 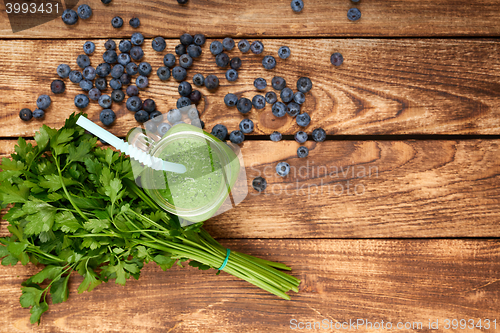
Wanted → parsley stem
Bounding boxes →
[54,155,88,222]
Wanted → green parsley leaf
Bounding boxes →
[105,178,122,205]
[153,255,175,271]
[0,183,29,204]
[7,241,28,256]
[31,265,64,284]
[39,174,78,192]
[67,141,92,165]
[50,274,70,304]
[0,245,9,258]
[20,286,44,308]
[1,254,18,266]
[189,260,211,270]
[54,211,81,233]
[30,301,49,325]
[77,268,101,293]
[23,201,57,236]
[83,219,110,234]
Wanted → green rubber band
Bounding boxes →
[218,248,231,271]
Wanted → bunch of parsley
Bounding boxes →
[0,113,300,324]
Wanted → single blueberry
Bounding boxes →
[62,9,78,25]
[272,76,286,90]
[98,95,112,109]
[163,54,176,68]
[252,177,267,192]
[33,109,45,119]
[109,78,122,90]
[250,41,264,54]
[126,62,138,75]
[178,81,192,97]
[130,46,144,61]
[69,70,83,83]
[189,90,202,104]
[172,66,187,81]
[276,162,290,177]
[131,32,144,45]
[205,75,219,90]
[157,66,171,81]
[167,109,182,123]
[297,146,309,158]
[265,91,277,104]
[180,33,194,46]
[252,95,266,109]
[126,96,142,112]
[104,39,116,50]
[272,102,286,117]
[83,41,95,55]
[74,94,90,108]
[142,99,156,113]
[297,77,312,93]
[226,69,238,81]
[51,80,66,94]
[229,130,245,144]
[89,88,101,101]
[111,89,125,102]
[331,52,344,66]
[76,54,90,69]
[211,124,228,141]
[239,119,254,134]
[296,112,311,126]
[176,97,191,109]
[293,91,306,104]
[210,41,224,56]
[95,77,107,90]
[102,0,112,4]
[175,44,186,55]
[237,98,252,114]
[187,44,202,58]
[187,107,200,120]
[103,50,118,64]
[294,131,308,143]
[312,128,326,142]
[262,55,276,70]
[157,123,172,136]
[348,8,361,21]
[57,64,71,78]
[291,0,304,13]
[270,131,282,142]
[36,95,51,110]
[179,54,193,68]
[119,73,131,85]
[150,111,163,122]
[135,110,149,123]
[117,53,131,66]
[110,64,124,78]
[287,102,301,117]
[224,93,238,107]
[230,57,242,70]
[193,73,205,86]
[278,46,291,59]
[119,39,132,53]
[138,62,152,76]
[215,53,230,68]
[194,34,206,46]
[222,37,235,51]
[238,39,250,53]
[100,109,116,126]
[152,37,166,52]
[111,16,123,28]
[83,66,96,80]
[254,78,267,90]
[19,108,32,121]
[136,75,149,89]
[126,85,139,96]
[280,87,294,103]
[129,17,140,28]
[96,63,111,77]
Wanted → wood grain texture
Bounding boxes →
[1,39,500,137]
[1,0,500,38]
[0,239,498,333]
[2,139,500,238]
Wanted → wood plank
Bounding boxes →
[1,39,500,137]
[0,239,498,332]
[1,0,500,38]
[2,139,500,238]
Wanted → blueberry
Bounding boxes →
[76,54,90,69]
[222,37,235,51]
[226,69,238,81]
[291,0,304,13]
[157,123,172,136]
[239,119,254,134]
[272,76,286,90]
[262,55,276,70]
[330,52,344,66]
[105,39,116,50]
[89,88,101,100]
[178,81,192,97]
[157,66,171,81]
[98,95,112,108]
[19,108,32,121]
[126,62,138,75]
[172,66,187,81]
[194,34,206,46]
[211,124,228,141]
[187,44,202,58]
[179,54,193,68]
[175,44,186,55]
[95,77,107,90]
[126,96,142,112]
[57,64,71,78]
[237,98,252,114]
[136,75,149,89]
[119,39,132,53]
[351,0,360,2]
[100,109,116,126]
[135,110,149,123]
[293,91,305,104]
[297,77,312,93]
[111,16,123,28]
[205,75,219,90]
[250,41,263,55]
[129,17,140,28]
[347,8,361,21]
[224,93,238,107]
[296,112,311,126]
[270,131,282,142]
[176,97,191,109]
[278,46,291,59]
[254,78,267,90]
[131,32,144,45]
[126,85,139,96]
[145,121,158,133]
[210,41,223,55]
[101,0,112,4]
[294,131,308,143]
[280,87,294,103]
[229,130,245,144]
[110,64,124,78]
[311,128,326,142]
[180,33,193,46]
[119,72,131,86]
[83,41,95,55]
[51,80,66,94]
[193,73,204,86]
[33,109,45,119]
[297,146,309,158]
[187,107,200,120]
[252,177,267,192]
[36,95,51,110]
[189,90,202,104]
[272,102,286,117]
[167,109,182,123]
[83,66,96,80]
[276,162,290,177]
[238,39,250,53]
[69,70,83,83]
[111,89,125,102]
[103,50,118,64]
[252,95,266,109]
[265,91,277,104]
[96,63,111,77]
[74,94,89,108]
[163,54,176,68]
[150,111,163,122]
[287,102,301,117]
[138,62,152,76]
[152,37,166,52]
[215,53,230,67]
[62,9,78,25]
[109,78,122,90]
[130,46,144,61]
[229,58,242,71]
[117,53,131,66]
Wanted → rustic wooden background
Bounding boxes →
[0,0,499,332]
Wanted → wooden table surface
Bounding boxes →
[1,1,499,332]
